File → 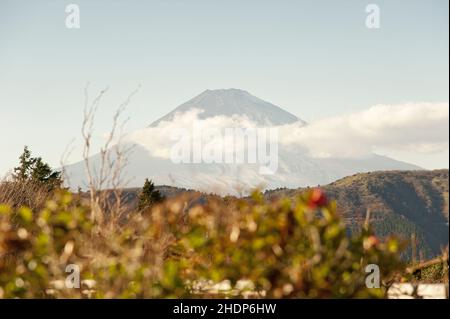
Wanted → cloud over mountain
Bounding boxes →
[279,102,449,159]
[129,101,449,162]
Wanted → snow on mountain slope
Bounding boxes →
[150,89,303,127]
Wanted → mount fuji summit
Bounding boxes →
[150,88,303,127]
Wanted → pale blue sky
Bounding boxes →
[0,0,448,174]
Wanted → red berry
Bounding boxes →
[308,188,327,208]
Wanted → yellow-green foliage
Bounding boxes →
[0,189,404,298]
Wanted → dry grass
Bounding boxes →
[79,84,139,228]
[0,178,52,212]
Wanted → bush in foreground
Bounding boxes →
[0,189,404,298]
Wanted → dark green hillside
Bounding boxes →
[266,170,449,259]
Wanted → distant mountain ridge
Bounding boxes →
[266,169,449,258]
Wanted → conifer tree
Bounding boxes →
[13,146,33,181]
[13,146,62,190]
[138,178,163,210]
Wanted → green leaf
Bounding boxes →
[19,207,33,223]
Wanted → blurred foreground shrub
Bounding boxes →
[0,189,404,298]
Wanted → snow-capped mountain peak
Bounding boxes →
[150,88,304,127]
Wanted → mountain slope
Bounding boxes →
[266,169,449,258]
[65,88,422,195]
